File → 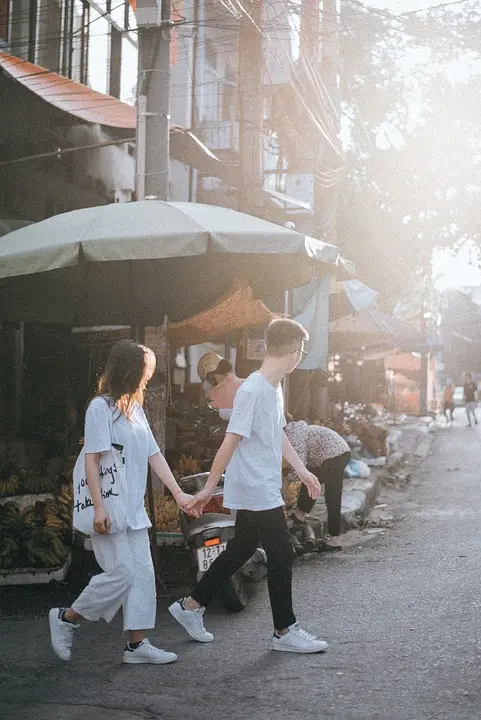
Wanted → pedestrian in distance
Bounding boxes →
[285,417,351,551]
[169,318,328,654]
[443,380,455,425]
[49,339,197,666]
[463,373,478,427]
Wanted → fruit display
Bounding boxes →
[57,483,74,522]
[24,528,69,569]
[174,454,201,479]
[149,493,181,533]
[0,454,79,498]
[282,479,301,510]
[22,471,58,494]
[0,502,70,570]
[0,474,20,497]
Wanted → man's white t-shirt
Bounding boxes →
[83,396,160,530]
[224,372,286,511]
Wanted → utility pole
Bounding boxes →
[317,0,341,243]
[237,1,264,218]
[135,0,172,202]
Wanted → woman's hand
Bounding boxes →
[93,506,110,535]
[175,491,201,517]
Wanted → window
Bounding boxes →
[36,0,62,71]
[120,33,137,104]
[87,7,110,93]
[69,1,90,84]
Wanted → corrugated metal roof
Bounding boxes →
[0,51,136,129]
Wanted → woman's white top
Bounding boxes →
[83,396,160,530]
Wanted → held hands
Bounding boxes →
[299,470,322,500]
[192,487,214,515]
[174,491,203,518]
[93,506,111,535]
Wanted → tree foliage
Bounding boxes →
[338,0,481,303]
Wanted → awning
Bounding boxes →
[265,189,312,213]
[168,277,273,347]
[0,51,136,128]
[0,51,227,175]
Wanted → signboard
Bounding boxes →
[245,329,266,361]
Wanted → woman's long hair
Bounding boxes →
[97,339,156,419]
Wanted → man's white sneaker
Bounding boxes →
[49,608,78,661]
[123,639,178,665]
[169,599,214,643]
[272,623,328,654]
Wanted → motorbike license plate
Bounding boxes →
[196,543,227,572]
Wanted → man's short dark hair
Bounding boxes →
[265,318,309,358]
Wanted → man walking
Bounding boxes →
[463,373,478,427]
[169,319,327,653]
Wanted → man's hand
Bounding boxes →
[93,506,110,535]
[298,470,322,500]
[191,487,214,515]
[175,491,202,517]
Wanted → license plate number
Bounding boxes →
[196,543,227,572]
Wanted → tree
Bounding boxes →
[337,0,481,305]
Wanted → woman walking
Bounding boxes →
[285,418,350,550]
[49,340,195,665]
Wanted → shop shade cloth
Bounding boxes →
[168,277,273,347]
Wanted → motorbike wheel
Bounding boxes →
[223,571,248,613]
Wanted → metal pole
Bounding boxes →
[136,0,171,202]
[237,0,264,217]
[136,94,147,201]
[314,0,340,242]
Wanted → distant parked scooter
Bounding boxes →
[178,472,267,612]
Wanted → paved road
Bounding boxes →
[2,420,481,720]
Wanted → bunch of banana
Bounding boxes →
[21,503,45,528]
[44,498,70,535]
[176,454,201,477]
[23,472,58,494]
[57,484,73,514]
[60,456,78,483]
[45,457,62,480]
[0,538,19,569]
[25,528,69,568]
[0,505,26,540]
[150,494,181,533]
[282,479,301,509]
[0,474,20,496]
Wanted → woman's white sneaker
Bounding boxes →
[272,623,328,654]
[123,639,178,665]
[49,608,78,661]
[169,599,214,642]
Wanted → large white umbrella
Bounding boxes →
[0,201,340,324]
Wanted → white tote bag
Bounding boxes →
[72,401,129,535]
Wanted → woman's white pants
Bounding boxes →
[72,527,156,632]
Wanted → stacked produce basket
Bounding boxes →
[0,452,74,585]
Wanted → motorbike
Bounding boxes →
[178,472,267,612]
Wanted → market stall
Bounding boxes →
[0,201,342,584]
